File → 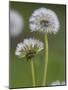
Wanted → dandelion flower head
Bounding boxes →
[29,7,60,34]
[15,38,44,60]
[10,9,24,37]
[51,80,65,86]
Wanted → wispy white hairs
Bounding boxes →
[29,7,60,34]
[15,38,44,59]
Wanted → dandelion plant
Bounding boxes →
[29,7,60,86]
[15,38,44,87]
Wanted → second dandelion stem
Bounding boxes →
[30,59,35,87]
[42,34,48,86]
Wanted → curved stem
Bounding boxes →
[42,34,48,86]
[30,59,35,87]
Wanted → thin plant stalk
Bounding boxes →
[30,59,35,87]
[42,34,48,86]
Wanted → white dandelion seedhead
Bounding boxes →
[15,38,44,60]
[29,7,60,34]
[10,9,24,37]
[51,80,65,86]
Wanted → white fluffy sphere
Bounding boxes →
[10,10,24,37]
[29,8,60,34]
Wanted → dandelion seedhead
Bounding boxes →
[51,80,65,86]
[15,38,44,60]
[29,7,60,34]
[10,9,24,37]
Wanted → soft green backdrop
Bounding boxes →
[9,1,66,88]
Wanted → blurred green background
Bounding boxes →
[9,1,66,88]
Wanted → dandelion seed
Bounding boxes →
[29,7,60,34]
[10,9,24,37]
[15,38,44,60]
[51,80,65,86]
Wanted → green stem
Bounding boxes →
[30,59,35,87]
[42,34,48,86]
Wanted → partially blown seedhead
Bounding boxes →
[15,38,44,60]
[29,7,60,34]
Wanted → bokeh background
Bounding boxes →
[9,1,66,88]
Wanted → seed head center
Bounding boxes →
[40,20,49,27]
[26,50,36,60]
